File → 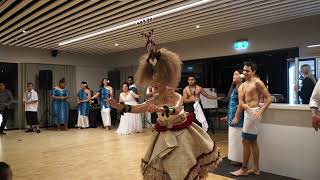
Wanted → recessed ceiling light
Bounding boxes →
[307,44,320,48]
[114,43,119,46]
[196,25,200,28]
[58,0,213,46]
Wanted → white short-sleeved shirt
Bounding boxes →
[24,89,38,112]
[310,80,320,109]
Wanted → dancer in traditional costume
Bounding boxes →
[116,82,142,135]
[221,70,244,165]
[108,30,221,179]
[91,78,113,130]
[51,78,69,131]
[183,74,222,131]
[77,81,91,129]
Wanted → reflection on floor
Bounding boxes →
[0,128,232,180]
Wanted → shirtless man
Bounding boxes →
[183,74,221,127]
[231,61,272,176]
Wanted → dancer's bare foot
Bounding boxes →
[248,168,260,175]
[230,168,248,176]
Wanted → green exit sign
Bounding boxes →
[234,40,248,50]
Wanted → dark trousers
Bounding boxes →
[0,109,9,132]
[26,111,38,125]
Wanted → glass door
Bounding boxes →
[288,58,316,104]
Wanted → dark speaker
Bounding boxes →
[108,70,120,90]
[39,70,53,90]
[51,50,58,57]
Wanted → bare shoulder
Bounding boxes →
[240,81,248,89]
[174,92,182,98]
[254,78,265,87]
[238,83,244,90]
[183,87,189,93]
[196,85,203,89]
[106,86,112,90]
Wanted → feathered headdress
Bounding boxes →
[142,29,161,68]
[135,30,182,88]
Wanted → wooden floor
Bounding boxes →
[0,128,233,180]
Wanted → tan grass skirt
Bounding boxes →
[141,123,221,180]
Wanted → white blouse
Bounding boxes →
[309,80,320,109]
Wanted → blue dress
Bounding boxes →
[77,89,89,116]
[227,88,244,128]
[98,87,111,109]
[51,88,69,124]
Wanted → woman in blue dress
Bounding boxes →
[77,81,91,129]
[51,78,69,131]
[91,78,113,130]
[221,70,244,165]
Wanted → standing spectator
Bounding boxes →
[128,76,139,102]
[295,64,316,104]
[0,82,14,135]
[77,81,91,129]
[23,82,40,133]
[116,82,142,135]
[51,78,69,131]
[91,78,113,130]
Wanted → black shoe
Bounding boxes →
[25,129,33,132]
[36,129,41,133]
[0,132,6,135]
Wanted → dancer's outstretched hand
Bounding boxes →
[220,116,227,123]
[108,97,118,109]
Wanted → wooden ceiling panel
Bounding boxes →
[0,0,319,55]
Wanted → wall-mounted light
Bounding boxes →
[234,40,249,50]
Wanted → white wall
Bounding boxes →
[0,44,115,95]
[103,14,320,67]
[259,124,320,180]
[0,45,113,67]
[75,66,111,92]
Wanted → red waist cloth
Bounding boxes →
[155,112,194,132]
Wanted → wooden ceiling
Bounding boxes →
[1,0,320,55]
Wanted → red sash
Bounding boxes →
[155,112,194,132]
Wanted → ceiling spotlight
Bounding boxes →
[114,43,119,46]
[196,25,200,28]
